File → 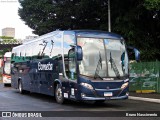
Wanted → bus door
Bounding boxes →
[62,33,78,99]
[63,47,78,99]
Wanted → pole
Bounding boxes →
[108,0,111,32]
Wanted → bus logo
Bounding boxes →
[38,62,53,71]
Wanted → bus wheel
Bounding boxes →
[18,80,24,94]
[55,84,64,104]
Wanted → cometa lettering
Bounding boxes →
[38,62,53,71]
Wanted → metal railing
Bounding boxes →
[129,61,160,93]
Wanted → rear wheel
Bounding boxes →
[55,84,65,104]
[18,80,24,94]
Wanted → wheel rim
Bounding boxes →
[56,87,62,101]
[19,82,22,93]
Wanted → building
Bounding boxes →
[2,27,15,38]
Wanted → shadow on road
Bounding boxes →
[1,83,125,110]
[12,89,124,109]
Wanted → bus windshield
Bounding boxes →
[77,37,128,79]
[4,61,11,75]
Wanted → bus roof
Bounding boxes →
[23,31,61,45]
[23,30,124,44]
[4,52,11,57]
[73,30,123,39]
[12,30,124,51]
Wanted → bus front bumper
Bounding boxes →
[81,94,128,101]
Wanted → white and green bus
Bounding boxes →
[2,52,11,86]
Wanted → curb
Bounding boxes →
[129,96,160,104]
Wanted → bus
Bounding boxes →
[2,52,11,86]
[11,30,139,104]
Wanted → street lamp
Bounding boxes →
[108,0,111,32]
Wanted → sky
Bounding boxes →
[0,0,36,39]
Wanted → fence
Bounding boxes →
[129,61,160,93]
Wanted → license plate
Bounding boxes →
[104,92,113,97]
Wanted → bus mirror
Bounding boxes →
[134,48,140,61]
[127,46,140,62]
[76,46,83,61]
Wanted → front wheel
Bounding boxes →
[55,84,65,104]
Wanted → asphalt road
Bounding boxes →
[0,83,160,120]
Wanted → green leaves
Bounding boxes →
[144,0,160,10]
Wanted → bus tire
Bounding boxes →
[55,84,64,104]
[18,80,24,94]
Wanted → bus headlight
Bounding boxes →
[121,82,129,89]
[81,83,93,90]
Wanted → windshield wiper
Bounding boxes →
[109,52,120,78]
[94,52,103,80]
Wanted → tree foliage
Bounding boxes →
[0,48,10,56]
[18,0,160,61]
[144,0,160,10]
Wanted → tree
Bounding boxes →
[18,0,160,61]
[144,0,160,10]
[111,0,160,60]
[18,0,109,35]
[0,48,10,56]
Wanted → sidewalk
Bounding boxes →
[129,92,160,104]
[129,92,160,99]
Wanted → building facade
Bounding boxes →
[2,27,15,38]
